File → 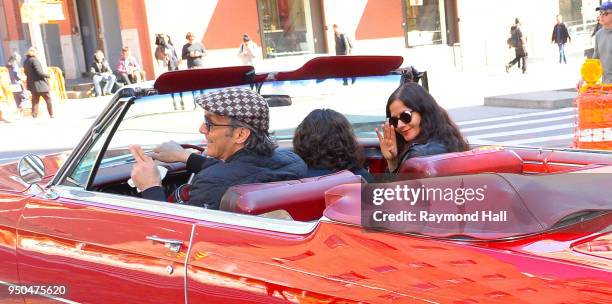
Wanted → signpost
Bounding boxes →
[20,0,66,68]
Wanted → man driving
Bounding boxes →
[129,87,307,209]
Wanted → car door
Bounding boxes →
[185,213,373,303]
[16,190,194,303]
[0,192,28,304]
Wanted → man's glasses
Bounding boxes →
[203,119,234,131]
[388,110,413,128]
[600,10,611,16]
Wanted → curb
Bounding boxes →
[484,89,577,109]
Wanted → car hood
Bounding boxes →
[0,152,70,193]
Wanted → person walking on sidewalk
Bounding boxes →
[333,24,355,85]
[506,18,528,74]
[577,1,612,88]
[6,52,27,117]
[90,50,116,97]
[181,32,206,69]
[23,47,54,118]
[552,15,571,64]
[238,34,258,66]
[593,2,612,84]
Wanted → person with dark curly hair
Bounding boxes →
[376,83,468,173]
[293,109,373,182]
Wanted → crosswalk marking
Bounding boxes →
[467,123,575,140]
[496,134,575,146]
[459,108,576,148]
[456,108,575,126]
[460,115,574,133]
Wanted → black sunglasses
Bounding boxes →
[203,119,234,131]
[600,10,611,16]
[388,110,413,128]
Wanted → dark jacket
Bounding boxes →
[334,33,351,55]
[181,42,205,68]
[142,148,307,209]
[394,139,449,173]
[552,23,571,44]
[6,62,23,85]
[23,55,50,93]
[90,59,113,76]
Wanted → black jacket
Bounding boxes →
[23,55,50,93]
[90,59,113,76]
[552,23,571,44]
[142,148,307,209]
[334,33,351,55]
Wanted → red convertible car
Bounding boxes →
[0,56,611,303]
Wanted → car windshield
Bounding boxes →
[98,74,401,166]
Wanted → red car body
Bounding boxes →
[0,56,611,303]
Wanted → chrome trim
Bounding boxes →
[184,224,195,304]
[522,161,543,165]
[50,97,131,187]
[546,162,585,167]
[53,186,319,235]
[0,280,79,304]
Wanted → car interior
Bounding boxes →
[58,56,612,239]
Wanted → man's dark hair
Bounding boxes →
[229,118,276,156]
[293,109,364,171]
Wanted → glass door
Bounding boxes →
[257,0,316,58]
[402,0,444,46]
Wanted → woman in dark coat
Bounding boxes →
[23,47,54,118]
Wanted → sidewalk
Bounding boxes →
[2,51,586,123]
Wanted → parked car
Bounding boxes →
[0,56,610,303]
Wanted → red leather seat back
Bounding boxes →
[398,148,524,178]
[219,170,362,221]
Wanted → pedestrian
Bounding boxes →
[117,46,146,84]
[505,18,528,74]
[578,1,612,88]
[155,34,180,72]
[181,32,206,69]
[5,52,27,117]
[333,24,355,85]
[238,33,259,66]
[90,50,116,97]
[551,15,571,64]
[23,47,54,118]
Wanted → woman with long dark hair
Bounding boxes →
[293,109,373,181]
[376,83,468,173]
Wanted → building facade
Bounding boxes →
[0,0,602,80]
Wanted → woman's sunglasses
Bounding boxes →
[388,110,413,128]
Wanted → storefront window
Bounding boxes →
[258,0,315,58]
[403,0,443,46]
[560,0,600,34]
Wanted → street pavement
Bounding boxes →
[455,107,575,147]
[0,52,587,164]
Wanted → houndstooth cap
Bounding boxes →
[195,88,269,132]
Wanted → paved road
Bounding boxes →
[453,107,575,148]
[0,104,577,165]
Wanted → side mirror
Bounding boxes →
[18,154,46,184]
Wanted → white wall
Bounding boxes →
[321,0,368,54]
[457,0,562,70]
[144,0,218,75]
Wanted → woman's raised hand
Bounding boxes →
[375,122,399,171]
